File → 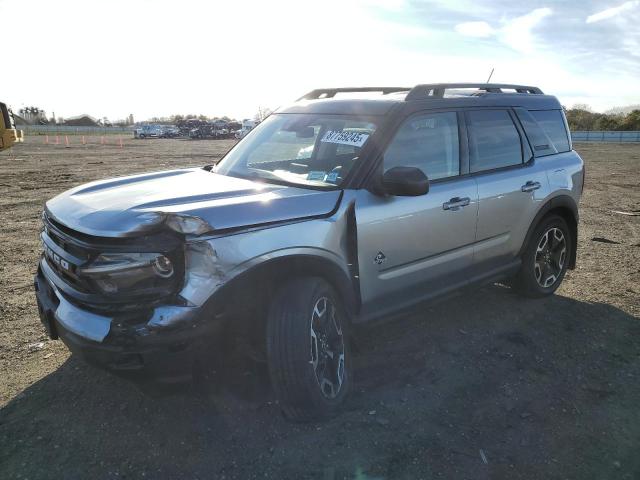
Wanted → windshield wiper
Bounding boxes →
[224,168,337,190]
[223,169,293,187]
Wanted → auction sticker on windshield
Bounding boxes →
[321,130,369,147]
[307,171,327,181]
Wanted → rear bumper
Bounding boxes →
[34,260,221,383]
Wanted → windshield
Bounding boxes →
[215,113,377,188]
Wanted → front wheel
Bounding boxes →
[513,214,572,298]
[266,277,350,421]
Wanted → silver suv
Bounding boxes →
[134,124,164,139]
[34,83,584,420]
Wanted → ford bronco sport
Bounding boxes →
[35,83,584,420]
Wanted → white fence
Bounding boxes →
[571,131,640,143]
[19,125,134,135]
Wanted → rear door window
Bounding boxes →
[529,110,570,153]
[467,110,523,173]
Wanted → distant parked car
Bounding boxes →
[189,124,231,139]
[189,127,205,139]
[134,125,164,139]
[160,126,180,138]
[235,119,257,139]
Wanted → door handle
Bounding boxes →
[443,196,471,211]
[521,181,541,192]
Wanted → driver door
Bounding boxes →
[355,111,478,320]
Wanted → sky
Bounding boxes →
[1,0,639,121]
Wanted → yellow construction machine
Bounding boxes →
[0,102,24,151]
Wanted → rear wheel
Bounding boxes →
[266,277,350,421]
[514,214,571,298]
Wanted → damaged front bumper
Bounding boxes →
[34,258,223,383]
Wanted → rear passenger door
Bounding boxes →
[467,109,549,273]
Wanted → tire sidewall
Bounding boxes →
[267,277,351,419]
[522,215,572,296]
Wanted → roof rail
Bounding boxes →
[405,83,543,101]
[298,87,411,101]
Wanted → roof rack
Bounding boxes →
[297,84,543,103]
[297,87,411,101]
[405,83,543,100]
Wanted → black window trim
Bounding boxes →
[509,108,533,164]
[359,104,545,191]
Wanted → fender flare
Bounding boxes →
[209,250,360,319]
[518,194,579,268]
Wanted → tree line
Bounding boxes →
[145,107,273,125]
[565,106,640,131]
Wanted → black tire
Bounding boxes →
[266,277,351,421]
[138,134,145,139]
[514,214,572,298]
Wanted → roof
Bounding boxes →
[278,84,562,116]
[281,98,400,116]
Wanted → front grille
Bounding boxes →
[44,256,90,292]
[44,220,91,261]
[42,213,94,292]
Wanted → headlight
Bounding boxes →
[80,252,177,295]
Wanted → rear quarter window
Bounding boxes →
[529,110,570,153]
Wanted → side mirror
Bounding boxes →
[381,166,429,196]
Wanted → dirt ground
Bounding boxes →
[0,138,638,479]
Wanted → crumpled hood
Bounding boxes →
[45,168,342,237]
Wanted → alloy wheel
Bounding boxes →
[309,296,345,399]
[534,227,567,288]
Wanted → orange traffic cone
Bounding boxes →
[45,135,49,145]
[65,136,70,148]
[55,135,60,145]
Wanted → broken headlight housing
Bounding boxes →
[80,252,181,296]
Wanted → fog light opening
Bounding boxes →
[153,255,174,278]
[97,278,118,294]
